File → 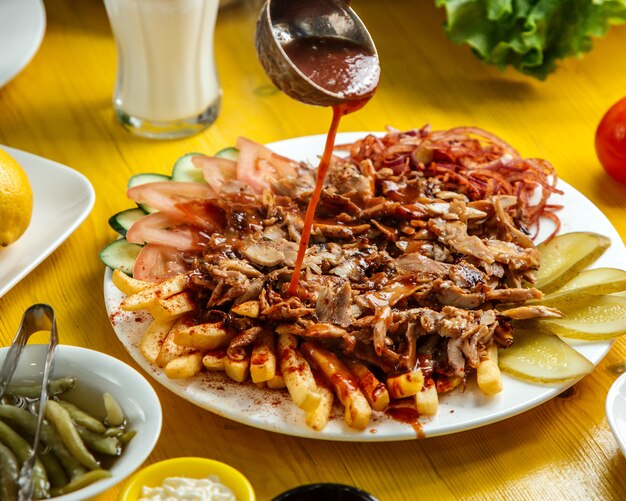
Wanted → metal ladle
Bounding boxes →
[255,0,379,107]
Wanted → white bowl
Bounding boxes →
[606,371,626,457]
[0,344,162,500]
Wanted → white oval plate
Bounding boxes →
[0,146,95,299]
[104,132,625,441]
[0,0,46,88]
[0,344,162,500]
[607,372,626,456]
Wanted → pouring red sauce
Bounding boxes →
[284,36,380,295]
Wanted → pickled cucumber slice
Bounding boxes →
[538,295,626,340]
[534,232,610,294]
[498,329,594,383]
[538,267,626,306]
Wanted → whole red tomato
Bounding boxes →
[596,97,626,184]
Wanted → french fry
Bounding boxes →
[275,323,305,336]
[477,344,503,396]
[300,342,371,430]
[165,352,204,379]
[276,333,321,412]
[155,319,194,367]
[250,332,276,383]
[266,372,286,389]
[140,317,177,364]
[120,274,187,311]
[224,354,250,383]
[149,291,195,321]
[346,360,389,412]
[231,300,260,318]
[173,321,231,350]
[387,369,424,399]
[306,377,334,431]
[202,349,227,371]
[436,375,463,394]
[112,269,149,295]
[415,383,438,416]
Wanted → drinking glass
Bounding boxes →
[103,0,222,139]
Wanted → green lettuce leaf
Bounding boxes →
[435,0,626,79]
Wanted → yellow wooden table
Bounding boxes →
[2,0,626,499]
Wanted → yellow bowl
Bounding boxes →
[118,457,255,501]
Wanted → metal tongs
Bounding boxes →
[0,304,58,501]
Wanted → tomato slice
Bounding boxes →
[595,97,626,184]
[126,212,204,251]
[174,200,224,231]
[191,155,237,193]
[235,137,298,192]
[133,243,188,281]
[127,181,214,216]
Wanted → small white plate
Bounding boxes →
[606,372,626,456]
[0,0,46,88]
[0,146,95,299]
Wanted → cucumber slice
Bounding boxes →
[534,232,611,294]
[539,295,626,340]
[170,148,239,183]
[538,267,626,307]
[498,328,594,383]
[108,208,146,237]
[127,173,170,213]
[99,239,143,276]
[127,172,170,188]
[215,146,239,161]
[171,153,207,183]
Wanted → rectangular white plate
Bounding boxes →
[0,146,95,298]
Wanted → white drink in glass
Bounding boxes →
[104,0,221,139]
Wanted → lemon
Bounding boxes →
[0,147,33,247]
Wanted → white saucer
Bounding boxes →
[0,0,46,88]
[606,371,626,456]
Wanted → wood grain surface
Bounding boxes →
[1,0,626,499]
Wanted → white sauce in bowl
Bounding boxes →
[139,475,236,501]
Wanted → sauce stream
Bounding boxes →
[285,36,379,295]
